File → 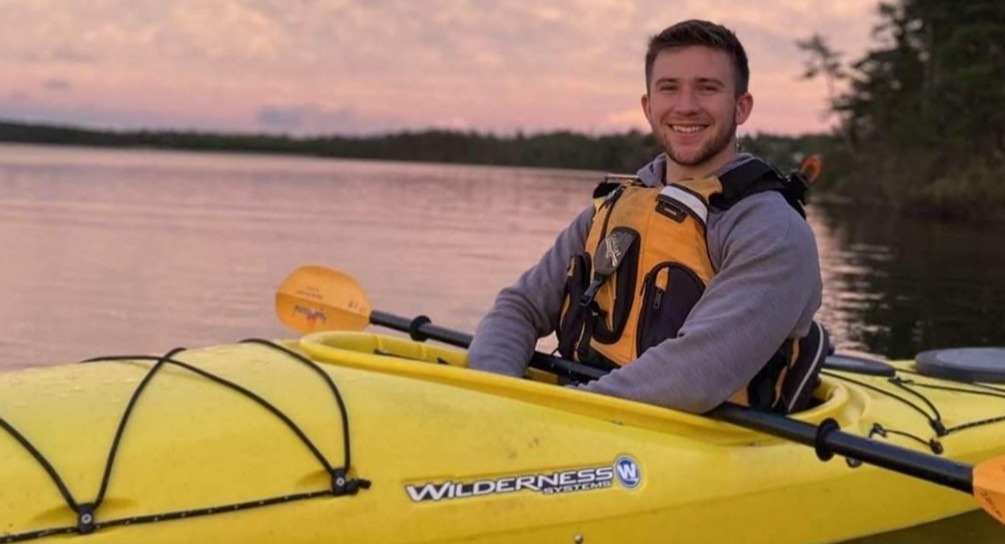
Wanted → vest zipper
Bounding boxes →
[636,263,675,356]
[650,266,669,310]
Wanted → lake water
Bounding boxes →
[2,143,1001,367]
[0,143,1003,540]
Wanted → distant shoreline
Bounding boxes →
[0,140,615,178]
[0,119,816,174]
[4,119,1001,222]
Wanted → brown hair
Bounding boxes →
[645,20,749,96]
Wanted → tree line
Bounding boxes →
[800,0,1005,220]
[0,119,817,176]
[0,120,649,173]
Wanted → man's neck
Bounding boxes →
[664,146,738,183]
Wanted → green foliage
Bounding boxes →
[913,161,1005,220]
[802,0,1005,218]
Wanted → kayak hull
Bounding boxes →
[1,332,1003,543]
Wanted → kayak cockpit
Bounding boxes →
[299,331,867,446]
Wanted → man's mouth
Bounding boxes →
[669,124,707,134]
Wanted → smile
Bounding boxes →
[670,124,706,134]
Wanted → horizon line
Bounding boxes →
[0,117,831,140]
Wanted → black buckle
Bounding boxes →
[785,170,811,203]
[77,503,96,534]
[331,468,372,496]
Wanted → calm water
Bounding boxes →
[1,143,1001,368]
[0,143,1003,539]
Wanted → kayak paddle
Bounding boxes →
[274,265,605,380]
[274,264,1005,525]
[798,153,823,184]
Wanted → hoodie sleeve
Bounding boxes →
[467,206,595,376]
[576,191,822,413]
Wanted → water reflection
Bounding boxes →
[811,202,1005,359]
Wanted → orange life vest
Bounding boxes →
[556,158,818,411]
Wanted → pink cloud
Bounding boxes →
[0,0,880,135]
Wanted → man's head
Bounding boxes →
[645,20,750,97]
[641,20,753,179]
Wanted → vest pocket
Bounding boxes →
[636,262,706,355]
[590,227,640,345]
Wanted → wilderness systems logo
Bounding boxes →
[405,456,642,503]
[614,455,641,489]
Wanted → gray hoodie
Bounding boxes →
[467,153,822,413]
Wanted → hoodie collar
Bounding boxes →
[635,152,755,187]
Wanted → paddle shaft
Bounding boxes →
[370,310,606,380]
[711,404,974,494]
[371,309,976,495]
[371,310,896,380]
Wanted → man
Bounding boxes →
[467,20,823,414]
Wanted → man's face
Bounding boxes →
[642,46,752,173]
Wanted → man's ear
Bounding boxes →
[735,92,753,125]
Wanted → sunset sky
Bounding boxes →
[0,0,881,137]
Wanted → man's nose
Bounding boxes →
[675,89,699,113]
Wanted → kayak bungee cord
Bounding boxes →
[89,347,189,514]
[946,415,1005,434]
[897,366,1005,395]
[823,369,1005,454]
[831,368,1005,434]
[0,419,77,518]
[889,376,945,431]
[886,375,1005,435]
[240,338,360,478]
[821,370,945,439]
[907,382,1005,400]
[866,424,943,455]
[0,340,368,543]
[0,349,191,541]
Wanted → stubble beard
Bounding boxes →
[657,115,738,170]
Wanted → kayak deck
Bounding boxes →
[0,332,1002,543]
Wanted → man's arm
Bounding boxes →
[577,192,823,413]
[467,207,594,376]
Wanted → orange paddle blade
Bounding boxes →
[275,265,372,333]
[974,455,1005,524]
[799,154,823,184]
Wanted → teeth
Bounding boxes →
[671,125,704,134]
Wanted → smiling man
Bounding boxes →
[468,20,825,415]
[643,36,752,180]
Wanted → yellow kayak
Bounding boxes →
[1,331,1004,543]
